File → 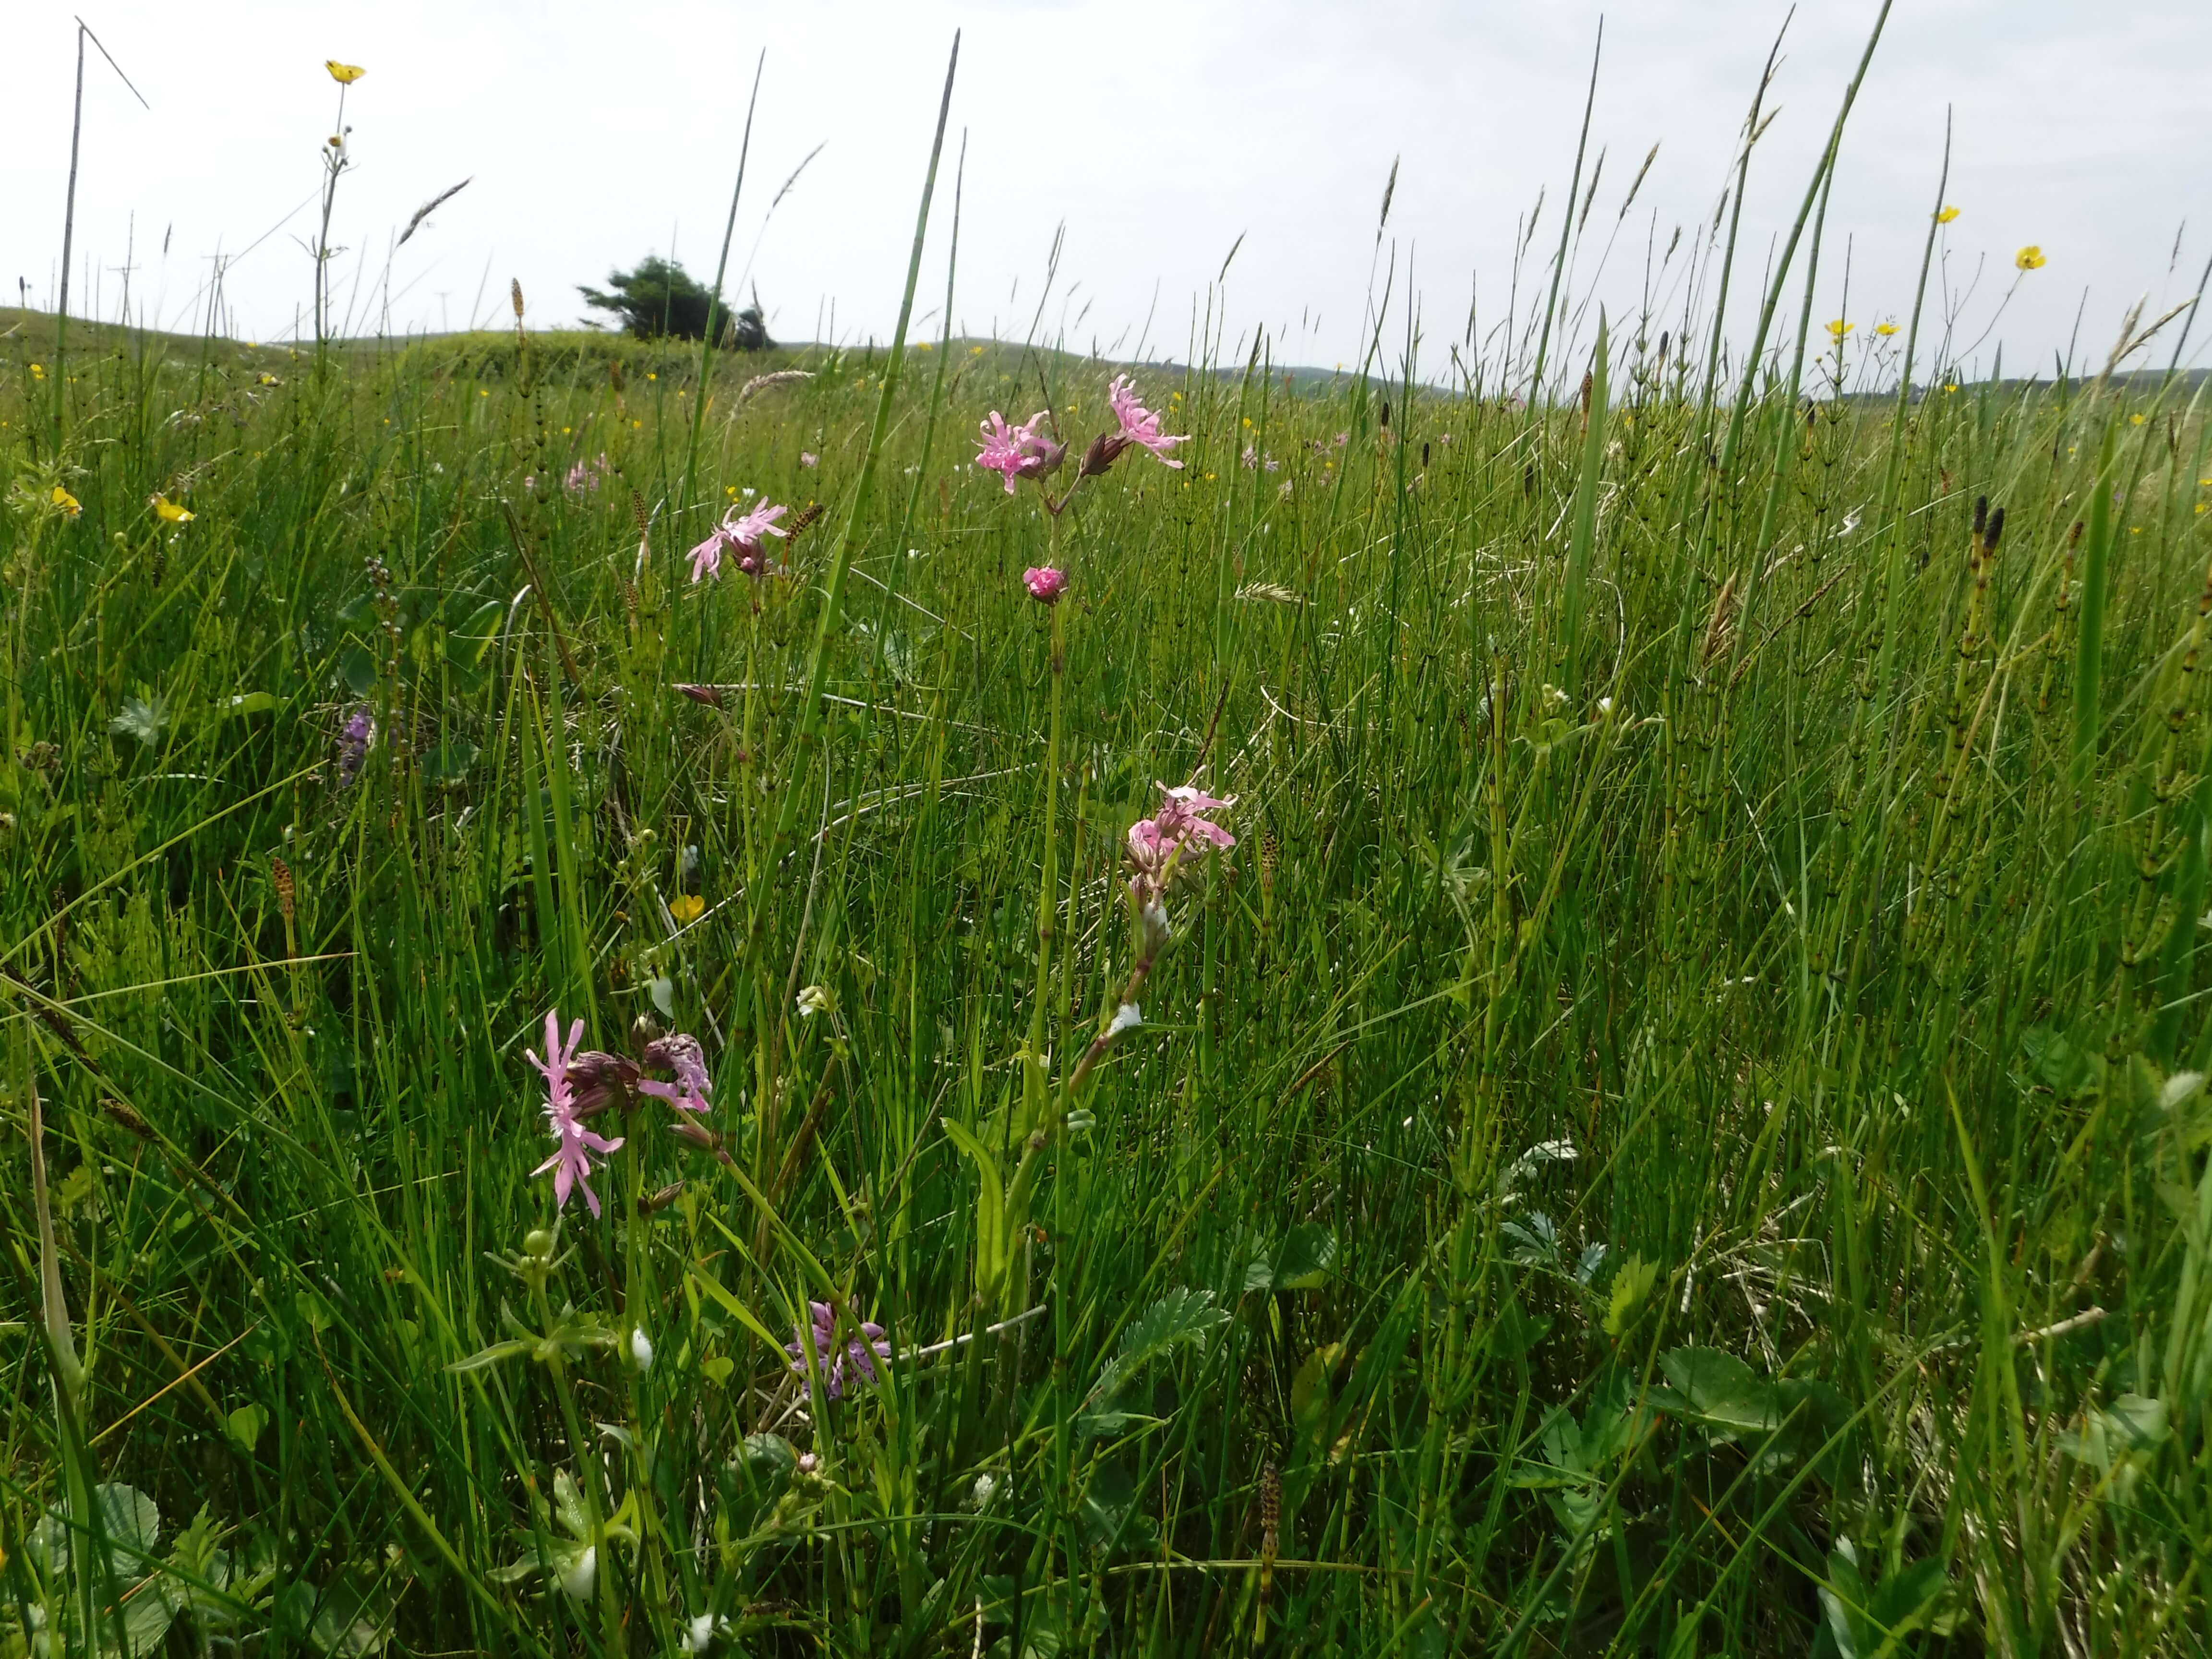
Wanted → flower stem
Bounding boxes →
[1025,598,1065,1137]
[532,1279,619,1654]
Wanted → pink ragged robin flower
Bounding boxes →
[1022,565,1069,604]
[688,498,790,582]
[727,499,788,577]
[687,528,727,583]
[974,410,1063,493]
[974,410,1034,491]
[529,1010,624,1217]
[639,1033,712,1114]
[1107,375,1187,468]
[1126,781,1236,878]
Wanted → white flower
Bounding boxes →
[1596,696,1615,717]
[682,1615,717,1653]
[796,985,834,1018]
[1107,1002,1142,1037]
[558,1545,596,1602]
[971,1472,998,1509]
[629,1325,655,1373]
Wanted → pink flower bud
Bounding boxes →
[1022,566,1069,605]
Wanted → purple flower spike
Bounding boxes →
[338,706,375,786]
[785,1300,890,1401]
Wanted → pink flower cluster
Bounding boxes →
[972,375,1189,606]
[786,1300,890,1400]
[973,410,1066,494]
[527,1010,716,1217]
[1127,782,1237,880]
[1106,376,1187,468]
[565,453,610,495]
[689,499,789,583]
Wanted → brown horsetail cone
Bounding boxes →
[102,1097,156,1139]
[271,854,296,923]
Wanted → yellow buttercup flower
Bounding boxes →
[326,60,365,84]
[1936,205,1960,224]
[970,345,986,356]
[1875,322,1899,337]
[2130,413,2145,426]
[669,894,704,925]
[30,362,46,379]
[151,495,194,523]
[1826,319,1853,339]
[52,485,82,518]
[2015,245,2046,271]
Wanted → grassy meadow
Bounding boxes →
[6,48,2212,1658]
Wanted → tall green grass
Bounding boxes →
[5,34,2212,1657]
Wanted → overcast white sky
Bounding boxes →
[5,0,2208,387]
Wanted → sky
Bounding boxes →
[5,0,2208,390]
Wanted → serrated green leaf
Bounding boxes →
[96,1485,162,1558]
[1654,1347,1779,1437]
[1603,1253,1659,1336]
[109,696,171,748]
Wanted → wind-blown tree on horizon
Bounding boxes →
[577,255,771,347]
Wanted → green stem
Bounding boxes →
[533,1278,618,1655]
[1560,311,1608,692]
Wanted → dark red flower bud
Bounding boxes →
[566,1050,640,1115]
[1081,432,1132,479]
